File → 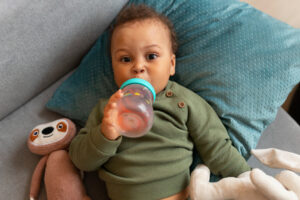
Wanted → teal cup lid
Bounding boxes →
[120,78,156,102]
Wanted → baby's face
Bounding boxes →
[111,19,175,94]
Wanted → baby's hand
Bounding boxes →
[100,90,123,140]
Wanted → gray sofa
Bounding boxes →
[0,1,299,200]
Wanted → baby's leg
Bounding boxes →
[45,150,90,200]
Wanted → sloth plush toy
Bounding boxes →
[27,118,90,200]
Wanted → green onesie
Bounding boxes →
[69,81,250,200]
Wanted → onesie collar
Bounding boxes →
[155,81,173,100]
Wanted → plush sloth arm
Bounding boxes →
[29,155,48,200]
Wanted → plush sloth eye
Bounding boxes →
[57,122,67,132]
[30,129,39,142]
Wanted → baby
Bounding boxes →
[69,4,251,200]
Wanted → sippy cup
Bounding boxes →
[116,78,156,138]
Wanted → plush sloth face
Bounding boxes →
[29,119,69,146]
[27,118,76,155]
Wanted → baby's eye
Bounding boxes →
[120,56,131,62]
[146,53,158,60]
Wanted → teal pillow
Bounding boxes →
[47,0,300,159]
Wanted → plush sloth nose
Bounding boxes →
[42,127,54,135]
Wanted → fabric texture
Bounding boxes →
[46,0,300,159]
[0,0,127,120]
[69,81,250,200]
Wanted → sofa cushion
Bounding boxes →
[0,0,128,120]
[0,76,65,200]
[46,0,300,159]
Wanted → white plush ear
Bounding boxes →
[251,148,300,172]
[250,168,298,200]
[275,170,300,199]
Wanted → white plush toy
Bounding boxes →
[190,148,300,200]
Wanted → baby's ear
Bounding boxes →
[170,53,176,76]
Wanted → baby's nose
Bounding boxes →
[132,63,146,74]
[133,68,145,74]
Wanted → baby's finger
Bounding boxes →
[103,103,119,127]
[109,102,119,115]
[109,89,123,103]
[102,116,115,127]
[104,102,118,117]
[103,90,123,115]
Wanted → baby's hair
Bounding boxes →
[110,4,178,54]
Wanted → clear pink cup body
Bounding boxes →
[116,84,154,138]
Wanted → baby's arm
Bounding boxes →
[187,95,250,177]
[69,90,123,171]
